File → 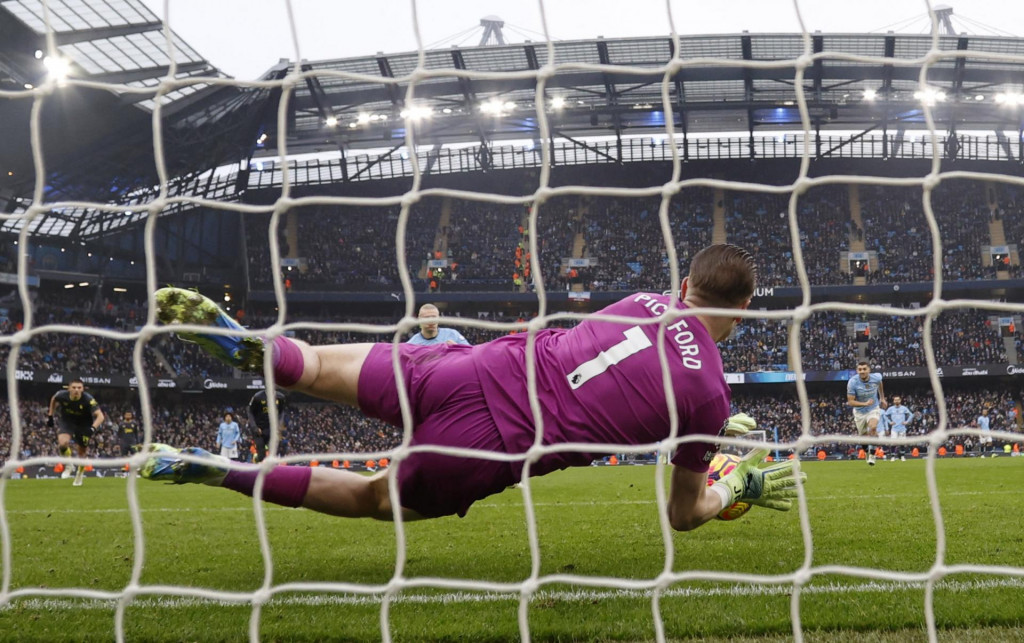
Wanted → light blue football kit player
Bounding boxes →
[407,303,471,346]
[978,409,993,451]
[876,406,890,437]
[885,399,912,437]
[846,362,886,465]
[216,413,241,460]
[884,396,912,460]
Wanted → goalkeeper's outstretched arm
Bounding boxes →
[667,448,805,532]
[668,466,735,531]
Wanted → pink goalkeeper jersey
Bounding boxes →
[473,293,731,477]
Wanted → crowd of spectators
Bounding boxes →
[717,308,1010,373]
[3,382,1018,469]
[577,191,713,292]
[2,297,1019,380]
[732,384,1019,456]
[725,187,854,287]
[0,396,401,468]
[866,309,1008,368]
[859,181,1003,283]
[234,181,1024,293]
[246,203,440,292]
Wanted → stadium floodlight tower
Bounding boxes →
[479,15,507,45]
[933,4,957,35]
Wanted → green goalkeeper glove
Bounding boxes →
[714,448,805,511]
[724,412,757,437]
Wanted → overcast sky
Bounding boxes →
[140,1,1024,80]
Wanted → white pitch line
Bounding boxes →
[2,488,1018,515]
[3,577,1023,612]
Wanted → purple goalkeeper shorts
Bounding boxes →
[357,343,516,518]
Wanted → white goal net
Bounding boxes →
[1,1,1023,642]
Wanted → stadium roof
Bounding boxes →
[0,0,225,111]
[5,9,1024,239]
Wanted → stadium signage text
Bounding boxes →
[668,287,776,298]
[10,364,1024,390]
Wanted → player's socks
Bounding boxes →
[221,466,313,508]
[60,446,77,477]
[270,335,305,387]
[140,444,312,507]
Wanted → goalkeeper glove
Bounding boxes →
[46,415,54,428]
[714,448,805,511]
[724,412,756,437]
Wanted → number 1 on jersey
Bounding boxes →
[566,326,653,390]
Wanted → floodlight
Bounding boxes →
[913,88,945,105]
[43,55,71,82]
[480,99,504,115]
[400,106,433,121]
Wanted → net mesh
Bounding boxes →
[2,1,1024,642]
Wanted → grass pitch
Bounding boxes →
[0,458,1022,641]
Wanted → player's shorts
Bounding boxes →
[890,426,907,438]
[254,413,287,436]
[852,408,882,435]
[980,431,992,444]
[220,446,239,459]
[358,343,516,518]
[57,419,94,446]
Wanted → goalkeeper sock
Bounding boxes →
[60,446,72,458]
[222,466,312,507]
[270,335,304,387]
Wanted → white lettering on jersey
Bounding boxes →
[632,294,702,370]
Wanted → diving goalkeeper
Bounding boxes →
[142,244,804,530]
